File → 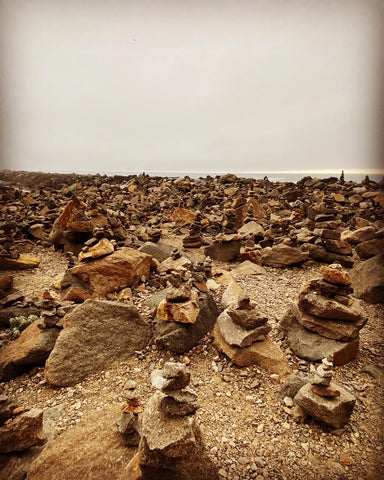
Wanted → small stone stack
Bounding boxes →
[126,363,218,480]
[115,385,142,446]
[213,294,291,376]
[294,356,356,429]
[280,263,367,365]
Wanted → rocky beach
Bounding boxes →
[0,169,383,480]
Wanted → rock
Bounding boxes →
[157,255,192,275]
[0,409,45,454]
[115,412,141,446]
[355,238,384,260]
[204,235,242,262]
[237,221,265,239]
[350,255,384,303]
[28,224,48,241]
[78,238,114,261]
[279,310,359,365]
[325,239,352,255]
[139,241,174,263]
[213,324,291,376]
[159,388,200,417]
[217,310,271,347]
[305,244,354,268]
[157,289,200,324]
[62,247,152,297]
[278,373,312,400]
[25,404,132,480]
[221,281,248,309]
[0,319,60,382]
[171,207,196,226]
[0,254,40,270]
[261,244,309,267]
[320,264,351,285]
[341,226,377,244]
[227,309,268,330]
[294,382,356,429]
[230,261,266,277]
[154,291,218,354]
[151,364,191,393]
[298,292,362,322]
[45,299,152,386]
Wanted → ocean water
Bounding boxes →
[98,170,384,184]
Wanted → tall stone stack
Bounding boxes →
[126,362,218,480]
[280,263,368,365]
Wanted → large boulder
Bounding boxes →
[0,320,60,381]
[350,255,384,303]
[0,409,46,454]
[154,291,218,354]
[25,404,133,480]
[61,247,152,298]
[45,300,152,386]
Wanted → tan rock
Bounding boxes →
[26,404,132,480]
[0,254,40,270]
[157,256,192,275]
[157,290,200,324]
[66,247,151,297]
[78,238,115,262]
[213,324,291,376]
[171,207,196,226]
[320,264,351,285]
[0,408,45,453]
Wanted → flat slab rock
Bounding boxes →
[294,382,356,429]
[45,299,152,386]
[212,324,291,377]
[279,310,359,365]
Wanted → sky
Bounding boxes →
[0,0,383,175]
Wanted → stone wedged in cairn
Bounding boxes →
[294,357,356,429]
[213,291,291,377]
[126,362,218,480]
[280,263,367,364]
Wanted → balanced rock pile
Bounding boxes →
[126,362,218,480]
[294,356,356,429]
[213,293,291,376]
[280,263,367,365]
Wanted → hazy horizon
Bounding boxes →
[1,0,383,175]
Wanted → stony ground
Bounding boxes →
[1,235,383,480]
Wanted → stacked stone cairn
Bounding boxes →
[280,263,368,365]
[182,211,204,248]
[294,356,356,429]
[213,294,291,376]
[115,382,142,447]
[126,362,219,480]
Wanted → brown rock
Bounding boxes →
[171,208,196,226]
[298,291,363,322]
[320,264,351,285]
[261,244,309,267]
[78,238,114,262]
[64,247,151,297]
[341,226,377,245]
[350,254,384,303]
[0,319,60,382]
[0,254,40,271]
[217,310,271,347]
[157,290,200,324]
[213,324,291,376]
[0,409,45,453]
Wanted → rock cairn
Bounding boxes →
[280,263,367,365]
[213,292,291,376]
[294,356,356,429]
[126,362,218,480]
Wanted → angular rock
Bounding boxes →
[355,238,384,260]
[204,235,242,262]
[213,324,291,376]
[78,238,114,262]
[298,291,363,322]
[305,244,354,268]
[154,292,218,354]
[171,207,196,226]
[237,221,265,239]
[159,388,200,417]
[0,409,45,453]
[320,264,351,285]
[230,260,266,277]
[45,299,152,386]
[350,254,384,303]
[0,319,60,382]
[0,254,40,271]
[62,247,152,297]
[221,281,248,309]
[25,404,131,480]
[261,244,309,267]
[157,290,200,324]
[217,310,271,347]
[341,226,377,244]
[139,241,175,263]
[294,382,356,429]
[279,310,359,365]
[157,255,192,275]
[227,309,268,330]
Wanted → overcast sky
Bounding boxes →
[0,0,383,175]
